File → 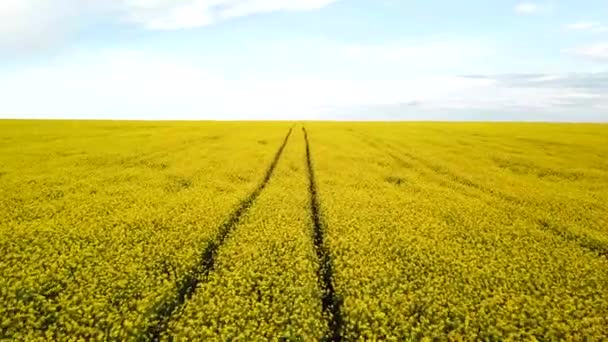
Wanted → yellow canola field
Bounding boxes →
[0,120,290,340]
[166,128,326,341]
[1,120,608,341]
[363,122,608,252]
[307,122,608,340]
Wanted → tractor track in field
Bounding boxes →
[142,127,293,341]
[303,127,344,342]
[536,219,608,259]
[358,134,520,203]
[355,132,608,260]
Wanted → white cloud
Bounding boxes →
[428,86,602,112]
[568,22,596,30]
[567,43,608,62]
[0,0,80,54]
[343,73,608,121]
[122,0,340,30]
[341,40,493,67]
[566,22,608,33]
[0,49,490,119]
[1,49,607,121]
[514,2,538,14]
[0,0,339,53]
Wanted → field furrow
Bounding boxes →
[166,127,326,341]
[0,122,291,340]
[306,123,608,340]
[142,127,293,340]
[354,130,608,259]
[2,120,608,340]
[303,127,344,341]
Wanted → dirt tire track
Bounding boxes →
[302,127,344,342]
[142,127,293,341]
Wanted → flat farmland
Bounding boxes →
[1,120,608,340]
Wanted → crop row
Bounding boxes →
[354,127,608,258]
[306,123,608,340]
[165,128,327,340]
[0,122,291,340]
[2,121,608,340]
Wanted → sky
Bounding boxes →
[0,0,607,121]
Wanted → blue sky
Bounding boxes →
[1,0,607,121]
